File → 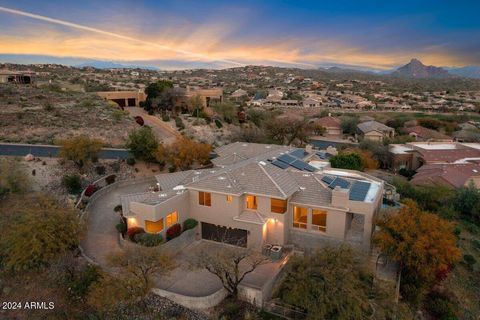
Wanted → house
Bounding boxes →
[403,126,453,142]
[356,120,395,141]
[122,143,384,251]
[230,89,248,100]
[0,70,35,84]
[411,163,480,189]
[302,97,322,108]
[389,142,480,172]
[313,116,342,136]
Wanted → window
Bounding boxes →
[199,191,211,206]
[293,206,307,229]
[271,198,287,213]
[145,218,164,233]
[226,195,233,203]
[311,209,327,232]
[246,195,257,210]
[166,211,178,227]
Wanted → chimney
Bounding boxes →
[331,186,349,207]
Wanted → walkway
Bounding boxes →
[81,179,153,266]
[0,143,131,159]
[127,107,179,142]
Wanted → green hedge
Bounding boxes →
[134,233,163,247]
[183,218,198,231]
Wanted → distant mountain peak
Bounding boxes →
[392,58,450,78]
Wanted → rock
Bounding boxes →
[24,153,34,161]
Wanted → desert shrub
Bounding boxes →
[174,117,185,130]
[134,233,163,247]
[425,290,457,320]
[183,218,198,231]
[95,165,106,175]
[215,119,223,128]
[84,184,98,197]
[134,116,145,126]
[127,227,145,242]
[68,265,100,300]
[162,114,170,121]
[166,224,182,241]
[105,174,116,185]
[472,239,480,250]
[110,162,120,172]
[168,165,176,173]
[62,174,82,194]
[463,254,476,270]
[116,219,127,235]
[126,157,136,166]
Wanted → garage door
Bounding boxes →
[201,222,247,247]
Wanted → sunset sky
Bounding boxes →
[1,0,479,70]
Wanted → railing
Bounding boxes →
[263,299,307,320]
[292,222,307,229]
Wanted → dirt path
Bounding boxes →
[127,107,179,143]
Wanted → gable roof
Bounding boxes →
[357,120,394,134]
[316,116,341,129]
[403,126,452,141]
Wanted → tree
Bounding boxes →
[453,181,480,223]
[330,152,364,171]
[340,116,359,135]
[187,94,204,117]
[154,136,212,170]
[107,246,175,294]
[212,101,237,123]
[0,158,30,197]
[0,194,82,270]
[191,245,267,298]
[343,148,378,170]
[126,127,158,161]
[278,246,372,319]
[59,135,103,168]
[374,200,461,303]
[359,139,390,168]
[265,115,313,145]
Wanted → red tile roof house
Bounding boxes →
[402,126,453,142]
[121,142,384,252]
[411,163,480,188]
[313,116,342,137]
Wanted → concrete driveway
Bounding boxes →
[81,179,153,266]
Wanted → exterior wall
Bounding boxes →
[326,127,342,136]
[97,90,146,107]
[391,153,413,171]
[363,131,384,142]
[129,192,189,237]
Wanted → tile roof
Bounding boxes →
[357,120,394,134]
[403,126,452,141]
[315,116,341,128]
[411,163,480,188]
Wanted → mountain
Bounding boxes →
[391,58,450,78]
[75,60,158,70]
[447,66,480,79]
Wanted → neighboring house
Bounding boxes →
[0,70,35,84]
[230,89,248,101]
[302,97,322,108]
[402,126,453,142]
[122,143,384,251]
[313,116,342,136]
[411,163,480,189]
[389,141,480,172]
[356,120,395,141]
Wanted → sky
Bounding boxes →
[0,0,479,70]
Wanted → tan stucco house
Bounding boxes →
[356,120,395,142]
[122,143,384,251]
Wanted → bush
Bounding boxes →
[134,116,145,126]
[162,114,170,121]
[95,165,106,175]
[126,157,136,166]
[114,204,123,213]
[166,223,182,241]
[175,117,185,130]
[62,174,82,194]
[472,239,480,250]
[168,165,176,173]
[183,218,198,231]
[105,174,116,185]
[127,227,145,242]
[84,184,98,197]
[425,290,457,320]
[214,119,223,128]
[116,220,127,236]
[134,233,163,247]
[68,265,100,300]
[463,254,476,270]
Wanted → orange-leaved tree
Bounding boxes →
[374,200,461,302]
[155,136,212,170]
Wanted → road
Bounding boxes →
[127,107,179,142]
[0,143,131,159]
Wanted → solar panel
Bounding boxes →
[329,177,350,189]
[272,160,289,169]
[289,149,307,159]
[304,164,317,172]
[321,175,335,185]
[277,154,296,164]
[290,159,307,170]
[349,181,371,201]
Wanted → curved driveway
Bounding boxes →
[81,180,152,266]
